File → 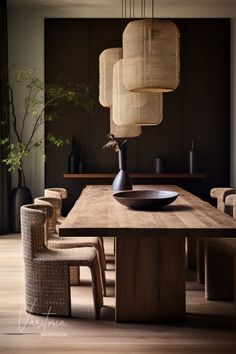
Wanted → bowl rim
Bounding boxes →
[113,189,179,200]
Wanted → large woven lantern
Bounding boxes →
[99,48,122,107]
[112,59,163,126]
[122,19,180,93]
[110,107,141,138]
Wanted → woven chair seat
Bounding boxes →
[48,236,100,246]
[34,247,97,264]
[47,236,106,295]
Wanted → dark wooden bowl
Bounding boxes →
[113,189,179,210]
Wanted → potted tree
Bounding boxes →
[0,69,93,232]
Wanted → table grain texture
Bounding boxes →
[59,185,236,238]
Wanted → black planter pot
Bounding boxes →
[10,187,32,233]
[112,142,133,192]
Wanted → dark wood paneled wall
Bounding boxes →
[45,19,230,214]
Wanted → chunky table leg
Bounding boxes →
[115,235,186,322]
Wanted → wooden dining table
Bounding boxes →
[59,184,236,322]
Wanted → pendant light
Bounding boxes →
[110,107,141,138]
[112,59,163,126]
[122,1,180,93]
[99,48,122,107]
[99,47,142,136]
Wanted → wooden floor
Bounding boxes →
[1,235,236,354]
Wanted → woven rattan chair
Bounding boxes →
[45,188,106,254]
[205,188,235,301]
[45,187,106,247]
[44,188,67,223]
[45,188,106,257]
[210,188,235,215]
[188,188,235,278]
[21,204,103,319]
[34,196,106,295]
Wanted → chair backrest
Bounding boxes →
[44,188,67,217]
[34,197,61,236]
[210,188,235,215]
[225,194,236,219]
[21,204,51,260]
[44,188,67,199]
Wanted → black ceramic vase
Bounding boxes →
[10,170,32,233]
[112,142,133,191]
[189,140,196,174]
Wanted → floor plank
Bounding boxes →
[0,235,236,353]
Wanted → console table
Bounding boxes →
[64,173,206,179]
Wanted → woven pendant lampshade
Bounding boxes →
[99,48,122,107]
[112,59,163,126]
[110,107,141,138]
[122,19,180,93]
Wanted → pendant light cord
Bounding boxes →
[121,0,126,32]
[140,0,146,18]
[122,0,155,21]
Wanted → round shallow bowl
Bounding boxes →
[113,189,179,210]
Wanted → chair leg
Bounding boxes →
[99,260,107,297]
[88,259,103,320]
[98,238,106,271]
[234,253,236,302]
[70,266,80,286]
[187,236,197,269]
[95,242,107,296]
[197,238,205,284]
[205,242,233,301]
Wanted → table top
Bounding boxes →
[59,185,236,238]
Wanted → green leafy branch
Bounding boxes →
[0,69,93,183]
